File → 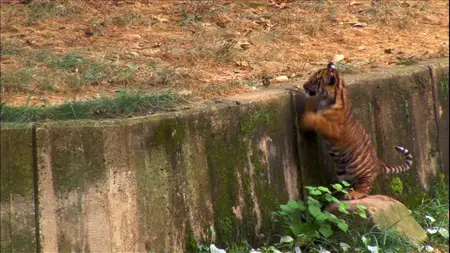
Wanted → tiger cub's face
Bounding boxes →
[303,62,339,101]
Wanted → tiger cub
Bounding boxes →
[297,62,413,200]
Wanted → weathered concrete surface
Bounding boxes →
[435,70,449,176]
[325,195,427,246]
[32,91,299,252]
[0,125,37,252]
[0,58,448,253]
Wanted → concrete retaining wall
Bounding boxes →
[1,58,448,252]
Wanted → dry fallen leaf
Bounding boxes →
[152,15,168,23]
[235,61,250,67]
[238,41,252,50]
[353,22,367,27]
[349,1,362,6]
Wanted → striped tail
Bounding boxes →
[382,145,413,174]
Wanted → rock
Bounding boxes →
[325,195,427,246]
[125,34,142,41]
[177,89,192,96]
[273,75,289,83]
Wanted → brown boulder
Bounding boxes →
[325,195,427,246]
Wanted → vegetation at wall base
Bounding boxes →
[194,176,449,253]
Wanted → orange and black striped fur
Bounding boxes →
[298,62,413,200]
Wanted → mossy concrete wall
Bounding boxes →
[1,126,37,252]
[31,93,300,252]
[0,58,448,252]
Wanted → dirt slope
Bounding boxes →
[1,0,448,106]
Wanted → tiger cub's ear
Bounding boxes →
[327,62,337,85]
[327,62,337,73]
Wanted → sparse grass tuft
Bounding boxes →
[1,90,187,123]
[0,37,23,56]
[1,47,138,93]
[112,11,146,28]
[25,1,83,25]
[179,0,217,26]
[149,67,184,87]
[1,68,36,92]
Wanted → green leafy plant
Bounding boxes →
[271,182,367,250]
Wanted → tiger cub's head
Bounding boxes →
[303,62,344,102]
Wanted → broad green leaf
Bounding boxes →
[309,189,322,195]
[307,196,321,207]
[290,221,304,235]
[357,204,367,211]
[315,212,328,221]
[324,212,338,223]
[318,186,332,193]
[338,203,350,214]
[280,204,295,214]
[319,224,333,238]
[337,222,349,232]
[309,205,322,218]
[341,181,351,187]
[287,200,301,210]
[325,194,340,203]
[331,184,343,191]
[287,200,306,211]
[358,211,368,219]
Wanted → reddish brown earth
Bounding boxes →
[1,0,448,106]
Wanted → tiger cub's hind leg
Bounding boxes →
[343,177,375,200]
[343,190,369,200]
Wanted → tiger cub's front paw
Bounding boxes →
[299,112,317,131]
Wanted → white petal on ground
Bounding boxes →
[367,245,379,253]
[280,235,294,243]
[426,227,439,234]
[210,244,227,253]
[425,215,436,223]
[339,242,351,252]
[424,245,435,252]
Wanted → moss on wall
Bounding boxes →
[439,76,449,101]
[49,126,107,195]
[204,105,288,247]
[205,135,240,245]
[389,176,404,194]
[240,108,280,135]
[0,126,37,252]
